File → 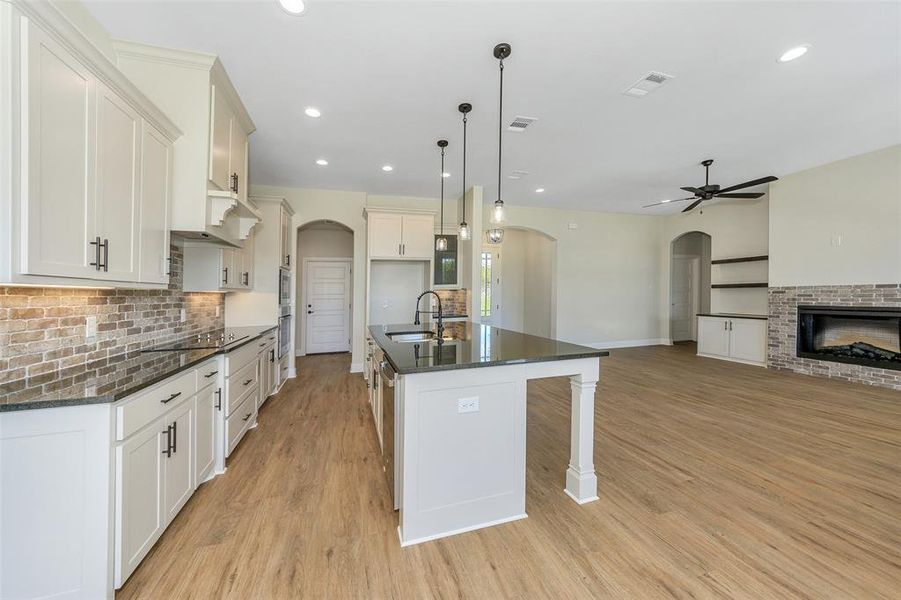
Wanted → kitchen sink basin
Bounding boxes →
[387,331,437,342]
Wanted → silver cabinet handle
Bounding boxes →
[161,391,182,404]
[204,370,219,378]
[242,412,252,422]
[161,425,172,458]
[215,388,222,411]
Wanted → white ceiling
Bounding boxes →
[83,1,901,214]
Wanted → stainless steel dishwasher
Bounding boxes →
[379,358,399,510]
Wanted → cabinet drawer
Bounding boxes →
[226,342,259,377]
[196,359,221,392]
[116,370,196,441]
[226,390,256,455]
[226,359,258,416]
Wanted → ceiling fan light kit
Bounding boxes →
[643,159,778,213]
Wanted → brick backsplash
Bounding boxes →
[768,284,901,390]
[435,289,469,316]
[0,244,224,385]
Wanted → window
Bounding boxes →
[480,251,492,318]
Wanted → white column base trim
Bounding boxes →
[398,513,528,547]
[565,466,598,504]
[350,362,363,373]
[288,366,297,378]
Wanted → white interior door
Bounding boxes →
[305,260,351,354]
[671,256,697,342]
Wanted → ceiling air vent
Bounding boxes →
[508,116,537,132]
[622,71,674,98]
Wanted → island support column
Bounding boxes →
[565,373,599,503]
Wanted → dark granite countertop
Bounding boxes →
[696,313,768,320]
[0,325,277,413]
[369,321,607,375]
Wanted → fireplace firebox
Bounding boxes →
[797,306,901,371]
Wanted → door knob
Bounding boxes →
[307,310,314,314]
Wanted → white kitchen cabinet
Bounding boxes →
[162,400,194,525]
[114,41,258,246]
[367,210,436,259]
[239,227,255,288]
[139,122,173,284]
[697,316,767,366]
[182,243,253,292]
[280,204,293,268]
[95,82,141,282]
[195,384,219,485]
[19,20,97,280]
[1,4,180,288]
[115,421,165,587]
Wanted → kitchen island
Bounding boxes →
[369,321,608,546]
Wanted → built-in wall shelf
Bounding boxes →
[711,283,768,289]
[711,255,769,265]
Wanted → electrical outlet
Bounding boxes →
[382,300,389,309]
[458,397,479,414]
[830,233,843,247]
[85,315,97,338]
[180,308,187,323]
[215,306,220,318]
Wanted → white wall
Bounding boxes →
[368,261,430,325]
[769,144,901,287]
[659,196,770,337]
[296,224,354,351]
[494,228,555,338]
[485,205,663,348]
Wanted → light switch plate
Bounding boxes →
[180,308,187,323]
[458,396,479,414]
[85,315,97,338]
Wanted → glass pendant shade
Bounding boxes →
[435,236,448,251]
[490,200,506,225]
[458,221,471,241]
[486,228,504,244]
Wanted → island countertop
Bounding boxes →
[0,325,277,413]
[369,321,608,375]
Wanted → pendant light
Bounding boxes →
[436,139,449,252]
[487,42,511,245]
[457,103,472,241]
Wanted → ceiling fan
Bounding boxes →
[644,159,778,213]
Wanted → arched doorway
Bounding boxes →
[297,220,354,355]
[481,227,557,337]
[670,231,712,342]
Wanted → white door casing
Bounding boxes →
[304,259,351,354]
[671,255,700,342]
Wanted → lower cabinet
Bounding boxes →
[195,383,220,485]
[697,316,767,366]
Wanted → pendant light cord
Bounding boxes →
[462,112,467,223]
[497,58,504,204]
[440,146,445,235]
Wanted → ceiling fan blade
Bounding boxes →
[642,197,696,208]
[681,199,703,213]
[717,175,778,194]
[680,186,705,195]
[715,192,765,199]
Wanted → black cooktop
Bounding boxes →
[142,330,250,352]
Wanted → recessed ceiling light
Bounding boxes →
[279,0,306,16]
[382,165,394,172]
[304,107,321,118]
[315,159,328,166]
[535,188,545,193]
[442,172,451,178]
[778,44,810,63]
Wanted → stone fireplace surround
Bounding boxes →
[768,284,901,390]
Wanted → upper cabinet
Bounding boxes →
[113,40,258,247]
[367,211,435,260]
[0,1,181,288]
[280,205,293,268]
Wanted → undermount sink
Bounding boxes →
[387,331,437,342]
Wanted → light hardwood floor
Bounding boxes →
[117,344,901,599]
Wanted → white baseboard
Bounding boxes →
[588,338,670,350]
[350,362,363,373]
[398,513,528,547]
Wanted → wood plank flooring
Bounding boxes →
[116,344,901,599]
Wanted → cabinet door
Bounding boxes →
[369,213,403,258]
[697,317,730,358]
[280,208,292,267]
[270,348,279,395]
[208,84,233,192]
[22,22,96,278]
[241,229,255,288]
[229,120,247,201]
[401,214,435,259]
[195,386,217,484]
[138,122,171,284]
[162,401,194,525]
[219,248,235,289]
[257,354,267,409]
[115,422,164,587]
[729,319,768,365]
[95,84,141,281]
